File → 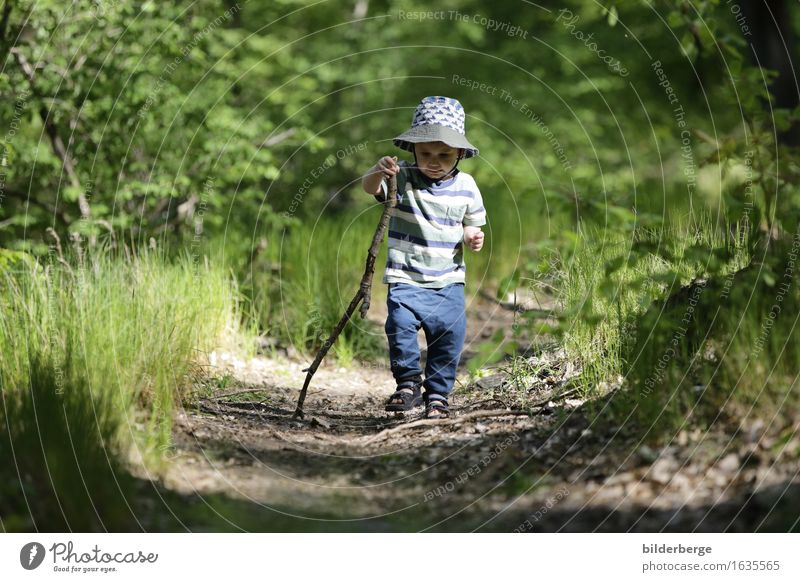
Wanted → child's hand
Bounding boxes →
[377,155,400,178]
[464,226,484,251]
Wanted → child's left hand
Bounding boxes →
[464,226,484,251]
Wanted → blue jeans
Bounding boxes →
[384,282,467,396]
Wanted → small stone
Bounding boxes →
[648,457,677,485]
[604,472,635,486]
[638,445,658,463]
[716,453,740,473]
[309,416,332,429]
[708,468,729,488]
[669,471,692,493]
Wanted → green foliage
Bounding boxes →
[246,210,386,361]
[0,245,249,467]
[618,235,800,436]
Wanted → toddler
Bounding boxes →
[361,96,486,419]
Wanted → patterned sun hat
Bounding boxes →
[393,96,479,158]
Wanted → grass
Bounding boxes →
[620,234,800,436]
[252,210,388,363]
[555,215,739,389]
[0,242,251,530]
[552,210,800,440]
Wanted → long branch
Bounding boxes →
[11,47,91,223]
[292,175,397,418]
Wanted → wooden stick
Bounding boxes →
[360,387,582,443]
[293,175,397,418]
[360,409,537,444]
[203,388,269,400]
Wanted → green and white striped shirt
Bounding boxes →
[379,161,487,288]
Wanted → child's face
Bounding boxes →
[414,142,462,179]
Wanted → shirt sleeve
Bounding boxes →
[463,180,486,227]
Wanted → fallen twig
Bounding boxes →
[361,409,536,444]
[456,398,510,411]
[203,388,269,401]
[361,386,582,443]
[530,386,580,409]
[478,288,556,316]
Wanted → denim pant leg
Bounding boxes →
[385,284,424,384]
[418,283,466,396]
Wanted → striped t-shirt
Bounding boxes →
[378,160,487,288]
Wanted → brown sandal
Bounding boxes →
[424,393,450,419]
[385,377,423,411]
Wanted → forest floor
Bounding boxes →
[142,291,800,532]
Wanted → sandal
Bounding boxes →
[424,393,450,419]
[385,377,423,411]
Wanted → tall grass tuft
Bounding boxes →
[556,216,749,399]
[250,211,390,363]
[0,243,250,530]
[552,209,800,439]
[620,233,800,436]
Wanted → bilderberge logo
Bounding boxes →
[20,542,46,570]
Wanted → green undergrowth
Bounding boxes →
[619,234,800,438]
[555,216,800,439]
[0,244,252,530]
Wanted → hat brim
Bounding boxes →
[393,124,479,158]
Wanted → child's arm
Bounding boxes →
[362,156,399,196]
[464,226,484,252]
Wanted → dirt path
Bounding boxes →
[155,293,800,532]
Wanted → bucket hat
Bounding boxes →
[393,96,479,158]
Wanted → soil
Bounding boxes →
[150,291,800,532]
